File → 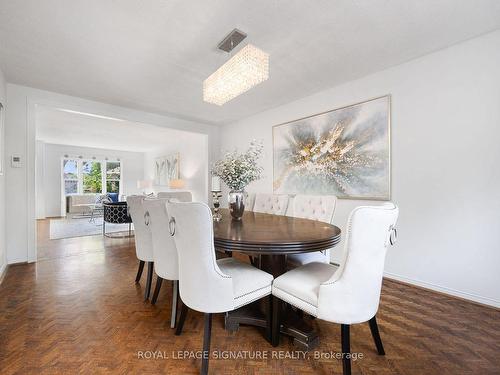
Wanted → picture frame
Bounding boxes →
[154,153,180,186]
[272,95,391,200]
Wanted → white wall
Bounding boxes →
[4,84,219,264]
[35,140,45,219]
[37,142,144,218]
[143,133,208,203]
[0,66,6,278]
[220,30,500,307]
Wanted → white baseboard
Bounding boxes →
[384,271,500,309]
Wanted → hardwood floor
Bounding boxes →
[0,219,499,374]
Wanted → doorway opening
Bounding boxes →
[34,105,209,261]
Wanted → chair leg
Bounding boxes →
[201,313,212,375]
[266,294,273,342]
[341,324,351,375]
[151,276,163,305]
[135,260,145,283]
[271,296,281,347]
[175,300,189,336]
[102,221,106,236]
[144,261,154,301]
[368,316,385,355]
[170,280,179,329]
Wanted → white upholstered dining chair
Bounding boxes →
[158,191,192,202]
[127,195,155,300]
[272,203,399,375]
[143,198,180,328]
[167,202,274,375]
[287,195,337,267]
[245,192,256,212]
[253,193,289,215]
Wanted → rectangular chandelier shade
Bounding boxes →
[203,44,269,106]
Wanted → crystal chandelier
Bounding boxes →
[203,42,269,106]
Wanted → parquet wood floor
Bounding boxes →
[0,219,498,374]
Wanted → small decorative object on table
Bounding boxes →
[212,140,263,221]
[211,176,222,222]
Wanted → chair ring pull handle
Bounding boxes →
[144,211,150,226]
[389,226,397,246]
[169,217,176,236]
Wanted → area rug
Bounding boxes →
[49,217,133,240]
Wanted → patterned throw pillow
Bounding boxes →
[95,194,111,204]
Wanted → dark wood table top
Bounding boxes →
[213,209,341,255]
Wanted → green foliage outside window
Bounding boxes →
[83,161,102,193]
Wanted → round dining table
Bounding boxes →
[213,208,341,350]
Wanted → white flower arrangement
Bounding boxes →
[212,140,264,191]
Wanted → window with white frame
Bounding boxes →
[105,161,121,193]
[63,159,79,195]
[63,158,121,195]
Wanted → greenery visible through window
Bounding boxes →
[63,158,121,195]
[82,161,102,193]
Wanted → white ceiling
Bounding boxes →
[36,105,202,153]
[1,1,500,125]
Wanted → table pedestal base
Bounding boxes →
[224,300,319,351]
[225,303,267,332]
[277,308,319,350]
[225,253,319,351]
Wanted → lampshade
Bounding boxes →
[169,179,185,189]
[203,44,269,106]
[211,176,221,192]
[137,180,153,189]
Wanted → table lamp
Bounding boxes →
[137,180,153,194]
[211,176,222,221]
[169,179,185,189]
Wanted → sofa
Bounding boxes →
[66,194,98,214]
[66,193,120,214]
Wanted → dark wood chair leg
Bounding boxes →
[135,260,145,283]
[201,313,212,375]
[368,316,385,355]
[271,296,281,347]
[341,324,351,375]
[265,294,273,342]
[151,276,163,305]
[144,261,154,301]
[175,300,189,336]
[170,280,178,328]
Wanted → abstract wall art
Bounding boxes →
[154,153,179,186]
[273,96,391,200]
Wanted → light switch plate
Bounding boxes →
[11,154,22,168]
